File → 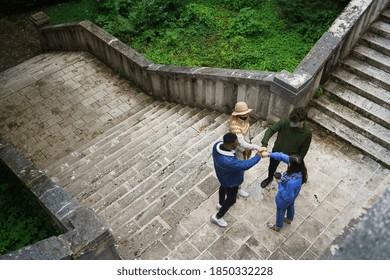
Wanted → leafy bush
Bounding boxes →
[45,0,99,25]
[44,0,348,72]
[275,0,350,42]
[0,164,60,255]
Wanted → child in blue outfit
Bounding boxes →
[262,151,308,232]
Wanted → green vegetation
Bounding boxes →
[45,0,99,25]
[42,0,348,71]
[0,163,60,255]
[315,87,325,98]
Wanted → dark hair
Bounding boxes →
[289,107,308,123]
[223,132,237,144]
[287,155,307,184]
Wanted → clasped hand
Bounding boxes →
[256,147,269,158]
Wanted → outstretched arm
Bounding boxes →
[227,154,261,171]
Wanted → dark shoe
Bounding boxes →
[284,218,292,224]
[266,223,281,232]
[260,177,272,188]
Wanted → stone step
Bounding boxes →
[44,93,157,169]
[87,117,229,231]
[102,118,262,224]
[311,94,390,150]
[379,9,390,24]
[323,80,390,130]
[370,20,390,40]
[352,44,390,73]
[65,107,215,201]
[47,99,167,179]
[308,107,390,168]
[112,120,267,258]
[74,109,221,205]
[56,102,193,190]
[80,110,227,209]
[0,52,73,88]
[101,140,215,230]
[342,57,390,91]
[331,68,390,109]
[360,32,390,57]
[380,8,390,24]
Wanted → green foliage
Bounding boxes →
[315,87,325,98]
[219,0,263,11]
[45,0,99,25]
[225,8,270,37]
[45,0,348,72]
[274,0,350,42]
[328,94,340,103]
[2,0,68,14]
[0,164,60,255]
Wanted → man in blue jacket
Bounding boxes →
[211,132,266,227]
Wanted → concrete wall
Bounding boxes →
[32,0,388,123]
[0,136,120,260]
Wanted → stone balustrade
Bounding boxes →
[0,136,120,260]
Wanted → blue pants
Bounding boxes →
[276,202,295,228]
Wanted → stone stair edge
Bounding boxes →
[103,119,267,225]
[77,112,231,207]
[90,118,266,228]
[330,68,390,108]
[360,32,390,56]
[90,126,227,231]
[61,109,227,203]
[371,20,390,40]
[48,101,190,178]
[310,95,390,149]
[45,99,165,173]
[322,80,390,130]
[54,104,211,188]
[352,44,390,73]
[308,107,390,168]
[342,57,390,91]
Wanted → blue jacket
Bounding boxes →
[270,152,303,208]
[212,141,261,187]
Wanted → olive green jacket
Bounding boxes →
[261,118,312,158]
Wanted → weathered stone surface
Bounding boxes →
[2,2,390,259]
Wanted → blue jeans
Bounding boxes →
[276,202,295,228]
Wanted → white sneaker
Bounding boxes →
[210,214,228,227]
[216,203,222,210]
[238,188,250,198]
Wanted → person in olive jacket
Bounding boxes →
[260,107,312,188]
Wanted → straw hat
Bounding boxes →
[232,101,252,116]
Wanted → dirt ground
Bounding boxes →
[0,12,42,73]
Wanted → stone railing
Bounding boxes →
[0,136,120,260]
[31,0,388,122]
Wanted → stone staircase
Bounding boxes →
[43,93,265,258]
[308,7,390,168]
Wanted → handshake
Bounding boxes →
[256,147,269,158]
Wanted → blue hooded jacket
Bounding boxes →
[212,141,261,187]
[270,152,303,208]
